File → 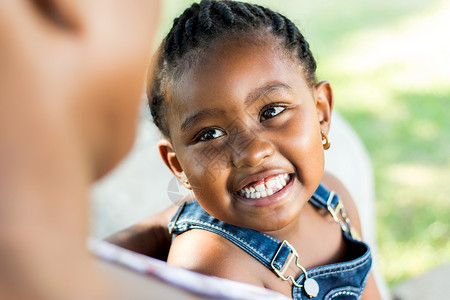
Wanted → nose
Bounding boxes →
[231,133,274,168]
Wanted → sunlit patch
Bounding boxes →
[410,120,439,141]
[385,164,450,188]
[332,1,450,92]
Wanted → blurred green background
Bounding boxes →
[158,0,450,286]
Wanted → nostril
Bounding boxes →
[232,138,274,168]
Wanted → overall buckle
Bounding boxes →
[326,191,361,240]
[271,240,307,288]
[271,241,320,297]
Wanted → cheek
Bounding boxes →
[180,151,227,197]
[180,148,234,217]
[279,111,324,176]
[181,142,232,184]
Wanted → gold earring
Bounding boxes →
[180,172,191,189]
[184,179,192,190]
[321,131,330,150]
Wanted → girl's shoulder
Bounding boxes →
[321,171,362,237]
[167,228,267,287]
[320,172,382,299]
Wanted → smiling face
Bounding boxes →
[160,35,333,233]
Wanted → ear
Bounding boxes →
[314,81,334,135]
[158,139,191,189]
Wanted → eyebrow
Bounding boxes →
[180,83,291,133]
[180,108,226,133]
[244,82,292,106]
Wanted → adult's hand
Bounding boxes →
[0,1,160,299]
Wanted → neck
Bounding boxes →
[261,201,316,242]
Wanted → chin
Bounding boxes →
[94,160,118,181]
[252,219,294,232]
[94,133,136,181]
[227,212,296,233]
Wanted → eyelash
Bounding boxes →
[195,128,225,142]
[259,104,287,122]
[193,104,287,142]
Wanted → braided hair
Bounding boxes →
[149,0,317,138]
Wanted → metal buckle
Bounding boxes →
[326,191,340,222]
[271,240,307,288]
[327,191,349,233]
[326,191,361,240]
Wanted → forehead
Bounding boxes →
[168,38,309,129]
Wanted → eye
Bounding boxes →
[197,128,225,141]
[260,106,286,121]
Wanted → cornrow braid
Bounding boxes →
[149,0,317,138]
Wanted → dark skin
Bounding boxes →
[107,173,380,297]
[153,36,381,299]
[160,38,327,234]
[106,205,178,261]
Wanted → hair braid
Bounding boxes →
[149,0,317,138]
[269,11,285,32]
[149,49,168,136]
[234,3,255,20]
[246,3,266,20]
[214,1,235,25]
[198,0,213,31]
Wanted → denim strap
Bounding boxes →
[169,183,340,273]
[309,183,340,210]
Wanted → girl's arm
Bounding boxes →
[105,205,178,260]
[322,172,382,300]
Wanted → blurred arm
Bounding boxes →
[0,0,160,299]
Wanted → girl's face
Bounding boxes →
[160,37,333,233]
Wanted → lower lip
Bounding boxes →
[234,175,295,207]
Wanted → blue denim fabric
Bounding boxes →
[169,183,372,299]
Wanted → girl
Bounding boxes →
[149,0,380,298]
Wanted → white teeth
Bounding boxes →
[266,180,276,188]
[255,184,265,192]
[238,173,291,199]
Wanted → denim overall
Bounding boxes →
[169,183,372,299]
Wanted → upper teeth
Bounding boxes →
[255,184,265,192]
[238,173,291,199]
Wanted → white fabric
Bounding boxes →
[89,238,290,299]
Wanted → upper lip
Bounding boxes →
[232,168,292,193]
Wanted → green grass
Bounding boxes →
[159,0,450,286]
